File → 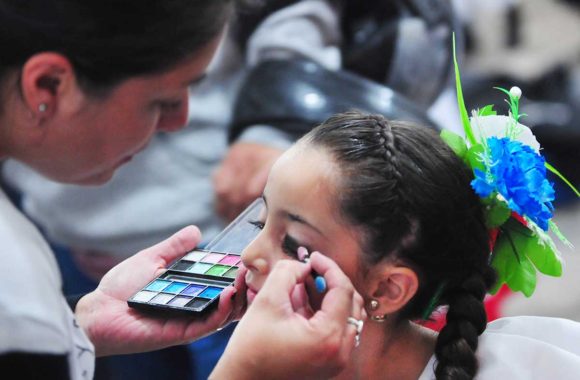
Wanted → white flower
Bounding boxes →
[470,114,541,153]
[510,86,522,99]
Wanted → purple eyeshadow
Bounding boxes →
[181,284,205,296]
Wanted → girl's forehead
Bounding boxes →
[266,145,343,220]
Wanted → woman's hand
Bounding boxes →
[210,252,365,380]
[75,225,247,357]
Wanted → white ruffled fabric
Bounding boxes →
[419,316,580,379]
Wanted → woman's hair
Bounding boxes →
[304,111,497,380]
[0,0,234,95]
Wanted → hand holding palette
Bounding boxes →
[128,198,265,317]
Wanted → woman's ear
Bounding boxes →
[366,263,419,316]
[20,52,80,120]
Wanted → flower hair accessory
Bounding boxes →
[440,35,580,297]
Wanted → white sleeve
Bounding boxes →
[245,0,342,70]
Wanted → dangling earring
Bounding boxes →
[38,103,47,112]
[369,299,386,322]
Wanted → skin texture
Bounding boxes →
[0,36,221,185]
[241,142,438,380]
[211,253,365,380]
[75,225,247,357]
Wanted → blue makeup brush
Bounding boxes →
[297,247,327,293]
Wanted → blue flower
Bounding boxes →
[471,137,555,230]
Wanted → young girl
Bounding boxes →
[240,111,580,379]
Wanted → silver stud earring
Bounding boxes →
[370,299,379,311]
[371,314,387,323]
[38,103,47,112]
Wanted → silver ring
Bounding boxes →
[347,317,364,347]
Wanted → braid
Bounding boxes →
[373,115,403,183]
[434,268,496,380]
[304,111,496,379]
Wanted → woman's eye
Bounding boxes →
[248,220,265,230]
[159,100,182,111]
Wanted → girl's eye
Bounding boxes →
[282,235,300,259]
[248,220,265,230]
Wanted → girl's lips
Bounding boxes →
[247,287,258,304]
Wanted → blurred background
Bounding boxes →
[456,0,580,321]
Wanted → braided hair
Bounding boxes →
[304,111,496,380]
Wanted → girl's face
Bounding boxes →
[23,36,221,185]
[241,143,365,304]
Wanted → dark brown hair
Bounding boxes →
[304,111,497,380]
[0,0,234,95]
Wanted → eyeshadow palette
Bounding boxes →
[128,198,264,317]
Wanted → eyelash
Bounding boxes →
[247,220,301,259]
[159,100,182,111]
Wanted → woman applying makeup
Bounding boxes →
[228,111,580,379]
[0,1,363,378]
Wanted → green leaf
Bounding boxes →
[504,220,562,277]
[440,130,467,158]
[485,198,511,228]
[546,162,580,197]
[452,33,477,146]
[492,232,537,297]
[465,144,485,172]
[506,254,537,297]
[526,236,563,277]
[478,105,497,116]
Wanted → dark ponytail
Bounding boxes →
[304,111,497,380]
[435,269,496,379]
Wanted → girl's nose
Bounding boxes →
[241,234,269,274]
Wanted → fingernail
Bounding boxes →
[315,276,327,293]
[297,246,309,262]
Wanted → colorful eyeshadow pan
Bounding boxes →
[206,265,230,276]
[164,282,189,294]
[171,261,193,271]
[187,262,213,274]
[145,280,172,292]
[223,267,239,278]
[219,255,241,265]
[168,296,193,307]
[128,198,265,317]
[151,293,174,305]
[181,284,205,296]
[199,287,222,299]
[187,299,210,310]
[132,291,157,303]
[201,253,224,264]
[182,251,207,261]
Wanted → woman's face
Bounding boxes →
[30,36,221,185]
[241,143,365,304]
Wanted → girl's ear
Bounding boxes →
[20,52,82,121]
[365,263,419,316]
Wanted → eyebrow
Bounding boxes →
[262,195,324,236]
